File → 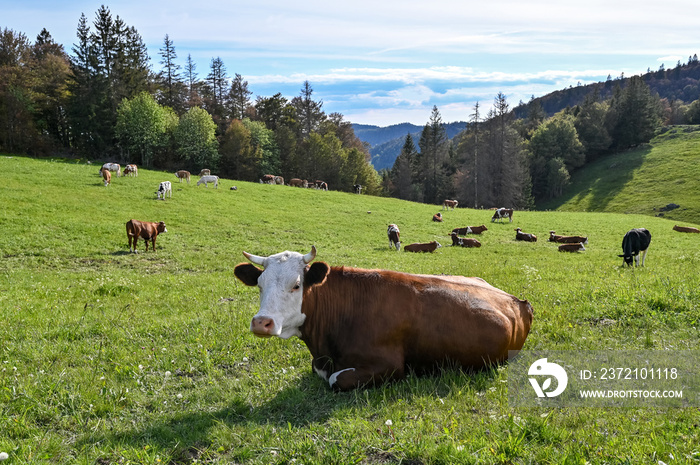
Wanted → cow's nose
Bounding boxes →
[251,316,275,336]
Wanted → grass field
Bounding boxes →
[1,154,699,464]
[539,125,700,224]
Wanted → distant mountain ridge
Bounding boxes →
[353,121,467,171]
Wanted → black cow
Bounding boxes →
[619,228,652,266]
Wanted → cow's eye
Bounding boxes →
[292,284,300,291]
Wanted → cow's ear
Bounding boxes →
[305,261,330,287]
[234,263,262,286]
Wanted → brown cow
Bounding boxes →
[515,228,537,242]
[558,243,586,253]
[260,174,275,184]
[443,199,458,210]
[432,213,443,222]
[492,208,514,223]
[549,231,588,244]
[450,232,481,248]
[102,168,111,186]
[452,225,488,235]
[289,178,304,187]
[673,225,700,233]
[175,170,191,183]
[387,224,401,251]
[198,169,211,177]
[233,247,533,390]
[403,241,442,253]
[123,164,138,177]
[126,219,167,253]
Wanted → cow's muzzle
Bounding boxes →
[251,316,275,337]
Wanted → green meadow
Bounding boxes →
[1,154,699,464]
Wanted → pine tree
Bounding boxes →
[158,34,182,111]
[228,73,252,120]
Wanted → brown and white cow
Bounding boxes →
[558,243,586,253]
[443,199,458,210]
[101,168,111,186]
[175,170,191,183]
[274,176,284,185]
[548,231,588,244]
[403,241,442,253]
[492,208,514,223]
[126,219,167,253]
[673,225,700,233]
[199,169,211,177]
[100,163,121,177]
[452,225,488,235]
[432,213,443,222]
[450,232,481,248]
[123,164,138,177]
[260,174,275,184]
[289,178,304,187]
[515,228,537,242]
[387,224,401,251]
[234,247,533,390]
[315,180,328,191]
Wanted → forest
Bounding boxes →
[3,5,700,205]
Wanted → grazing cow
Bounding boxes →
[673,225,700,233]
[443,199,458,210]
[515,228,537,242]
[558,243,586,253]
[387,224,401,251]
[289,178,304,187]
[101,168,111,186]
[452,225,488,235]
[126,219,167,253]
[450,232,481,248]
[123,164,138,177]
[491,208,514,223]
[156,181,172,200]
[619,228,652,267]
[100,163,121,177]
[197,175,219,188]
[316,180,328,191]
[274,176,285,185]
[260,174,275,184]
[404,241,442,253]
[548,231,588,244]
[306,181,315,188]
[234,246,533,390]
[175,170,191,183]
[198,169,211,177]
[432,213,443,222]
[353,184,362,194]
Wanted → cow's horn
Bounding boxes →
[303,246,317,264]
[243,251,266,266]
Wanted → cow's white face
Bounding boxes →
[234,248,318,339]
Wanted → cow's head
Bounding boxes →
[156,222,167,234]
[234,246,329,339]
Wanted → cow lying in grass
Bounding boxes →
[450,232,481,247]
[403,241,442,253]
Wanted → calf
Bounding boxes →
[619,228,652,266]
[353,184,362,194]
[387,224,401,251]
[432,213,443,222]
[450,232,481,247]
[102,168,111,186]
[403,241,442,253]
[558,243,586,253]
[198,169,211,177]
[452,225,488,235]
[515,228,537,242]
[175,170,191,183]
[126,219,167,253]
[549,231,588,244]
[673,225,700,233]
[197,175,219,188]
[156,181,172,200]
[491,208,514,223]
[123,164,138,177]
[443,199,458,210]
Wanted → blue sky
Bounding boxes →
[3,0,699,126]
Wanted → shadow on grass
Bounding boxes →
[79,366,500,458]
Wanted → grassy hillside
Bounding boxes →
[540,125,700,224]
[1,155,700,464]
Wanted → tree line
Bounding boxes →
[0,6,381,194]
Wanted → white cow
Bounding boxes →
[156,181,172,200]
[100,163,121,177]
[197,175,219,188]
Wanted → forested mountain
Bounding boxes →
[353,121,467,170]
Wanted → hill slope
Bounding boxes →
[539,125,700,224]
